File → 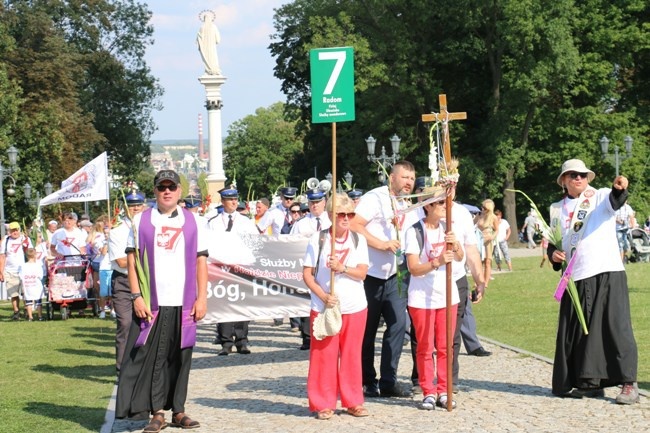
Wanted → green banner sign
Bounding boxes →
[310,47,355,123]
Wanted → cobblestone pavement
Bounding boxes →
[107,319,647,433]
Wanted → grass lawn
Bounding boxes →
[0,255,647,431]
[473,255,649,391]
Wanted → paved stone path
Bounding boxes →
[106,317,647,433]
[105,246,647,432]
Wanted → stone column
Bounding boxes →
[198,74,228,200]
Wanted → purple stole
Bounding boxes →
[135,207,199,349]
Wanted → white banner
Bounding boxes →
[39,152,109,206]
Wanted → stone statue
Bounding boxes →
[197,10,221,75]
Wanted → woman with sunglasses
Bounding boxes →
[548,159,638,404]
[302,194,369,420]
[404,185,464,410]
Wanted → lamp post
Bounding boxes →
[366,133,401,183]
[0,146,19,238]
[23,182,53,219]
[344,171,353,188]
[599,135,633,177]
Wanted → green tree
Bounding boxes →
[223,102,304,197]
[270,0,649,230]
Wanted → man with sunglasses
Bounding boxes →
[116,169,208,430]
[350,160,418,399]
[548,159,638,404]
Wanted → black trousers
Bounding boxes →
[111,272,132,373]
[216,321,249,349]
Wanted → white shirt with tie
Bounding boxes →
[208,211,258,235]
[289,212,331,236]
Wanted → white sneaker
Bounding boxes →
[436,394,457,409]
[99,311,106,319]
[110,310,116,319]
[420,395,435,410]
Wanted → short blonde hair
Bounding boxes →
[482,199,495,212]
[326,193,355,214]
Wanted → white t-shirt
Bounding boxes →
[552,188,623,281]
[34,242,49,274]
[1,235,31,273]
[615,203,634,231]
[258,204,291,235]
[303,230,369,314]
[128,207,208,306]
[404,221,459,309]
[444,202,478,281]
[20,261,44,301]
[497,219,511,242]
[109,219,131,274]
[354,186,419,279]
[51,227,86,256]
[290,213,331,236]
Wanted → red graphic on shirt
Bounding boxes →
[156,226,183,251]
[327,248,350,268]
[428,241,445,261]
[36,251,43,260]
[9,243,22,254]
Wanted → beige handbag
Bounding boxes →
[312,301,342,340]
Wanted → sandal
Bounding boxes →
[347,405,369,417]
[171,412,200,429]
[143,412,167,433]
[316,409,334,420]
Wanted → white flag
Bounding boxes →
[39,152,109,207]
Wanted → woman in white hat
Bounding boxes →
[548,159,638,404]
[403,185,464,410]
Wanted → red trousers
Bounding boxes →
[409,305,458,396]
[307,308,367,411]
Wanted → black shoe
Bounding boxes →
[299,343,310,351]
[564,388,605,399]
[12,312,20,321]
[380,383,413,398]
[363,384,380,398]
[218,347,232,356]
[272,319,283,326]
[237,345,251,355]
[468,347,492,357]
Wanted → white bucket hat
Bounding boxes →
[557,159,595,186]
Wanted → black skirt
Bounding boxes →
[115,306,194,418]
[552,271,637,395]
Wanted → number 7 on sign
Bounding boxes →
[318,51,346,95]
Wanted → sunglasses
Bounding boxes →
[567,172,588,180]
[290,209,301,214]
[156,184,178,192]
[336,212,356,219]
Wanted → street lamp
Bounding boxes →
[23,182,53,218]
[0,146,19,238]
[599,135,633,177]
[366,133,401,183]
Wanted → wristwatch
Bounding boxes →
[130,292,142,301]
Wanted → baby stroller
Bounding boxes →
[628,228,650,263]
[45,255,97,320]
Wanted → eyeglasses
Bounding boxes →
[290,209,301,214]
[336,212,356,219]
[567,172,588,180]
[156,184,178,192]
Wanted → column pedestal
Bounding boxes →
[198,74,228,201]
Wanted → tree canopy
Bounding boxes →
[269,0,649,227]
[0,0,161,222]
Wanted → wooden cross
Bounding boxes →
[421,94,466,412]
[421,94,467,164]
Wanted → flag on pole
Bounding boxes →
[39,152,109,206]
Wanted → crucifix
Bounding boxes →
[421,94,466,411]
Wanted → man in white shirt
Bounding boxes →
[615,201,634,262]
[494,209,512,271]
[50,211,87,257]
[258,187,297,235]
[208,187,257,355]
[0,222,33,320]
[350,161,418,398]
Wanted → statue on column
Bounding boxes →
[197,10,221,75]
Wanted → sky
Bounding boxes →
[145,0,289,141]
